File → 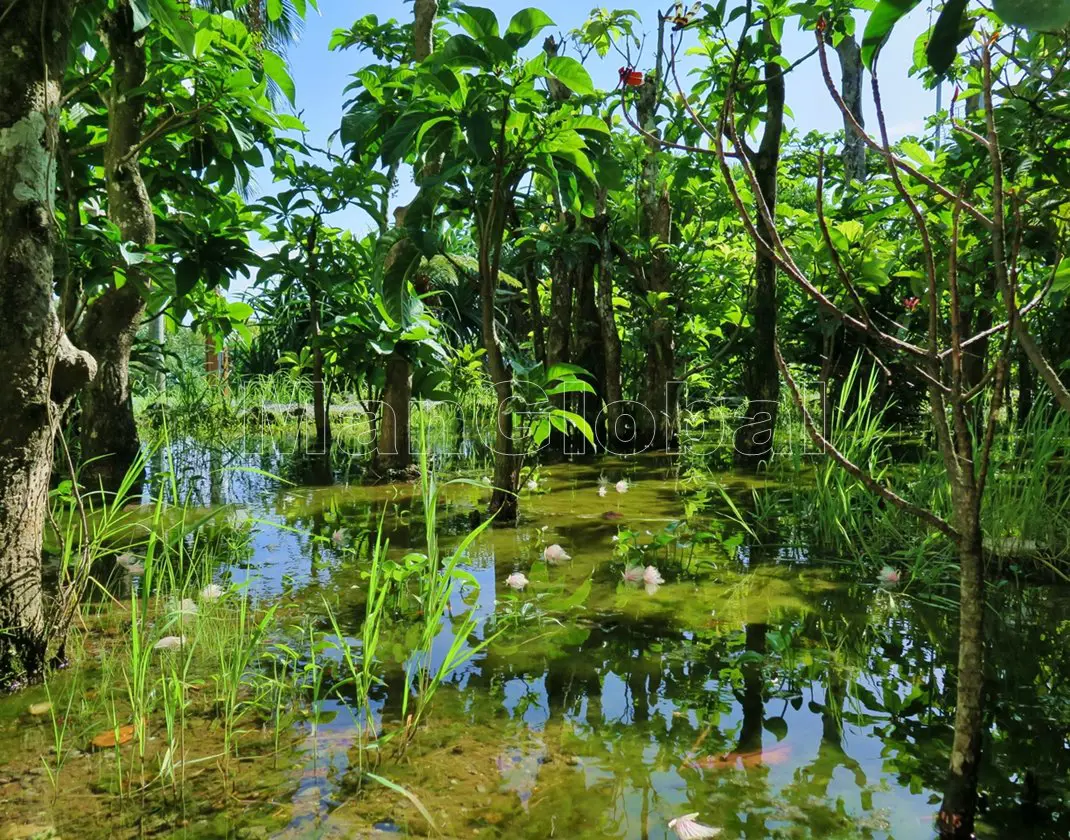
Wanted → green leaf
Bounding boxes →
[454,4,499,41]
[993,0,1070,30]
[861,0,922,68]
[899,139,932,166]
[131,0,152,31]
[545,56,595,96]
[261,51,296,106]
[435,33,493,69]
[148,0,196,56]
[266,0,282,22]
[505,8,555,48]
[553,409,595,446]
[926,0,973,77]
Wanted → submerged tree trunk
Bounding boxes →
[635,74,676,450]
[735,25,785,468]
[0,0,96,680]
[80,3,154,493]
[939,503,986,839]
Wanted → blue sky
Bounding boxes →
[237,1,937,296]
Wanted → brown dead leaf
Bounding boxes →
[91,722,137,749]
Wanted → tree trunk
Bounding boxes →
[80,2,153,493]
[524,263,546,366]
[309,302,331,453]
[593,198,624,450]
[0,0,95,680]
[373,0,435,470]
[480,195,517,522]
[835,35,865,184]
[635,74,676,450]
[572,236,604,450]
[374,350,412,472]
[546,256,573,370]
[938,503,985,839]
[735,25,785,468]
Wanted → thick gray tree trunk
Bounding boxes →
[79,2,153,494]
[0,0,96,680]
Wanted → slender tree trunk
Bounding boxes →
[835,35,865,184]
[80,3,153,493]
[735,24,785,467]
[635,73,676,450]
[524,263,546,366]
[306,284,331,453]
[572,238,604,451]
[480,188,517,522]
[373,0,435,471]
[593,195,624,449]
[0,0,96,680]
[938,495,985,839]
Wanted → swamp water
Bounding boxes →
[1,442,1069,839]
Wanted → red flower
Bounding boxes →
[904,296,920,312]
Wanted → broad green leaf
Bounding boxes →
[545,56,595,96]
[898,139,932,166]
[993,0,1070,30]
[148,0,196,56]
[505,8,555,48]
[266,0,282,22]
[131,0,151,31]
[262,51,296,106]
[454,4,499,41]
[435,33,493,69]
[861,0,922,68]
[925,0,973,77]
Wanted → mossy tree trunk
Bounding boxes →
[0,0,96,681]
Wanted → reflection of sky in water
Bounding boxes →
[122,439,1070,839]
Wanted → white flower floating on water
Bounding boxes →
[878,566,901,586]
[153,636,186,652]
[598,485,608,498]
[643,565,664,595]
[543,544,571,564]
[668,813,722,839]
[622,566,644,583]
[506,572,529,590]
[615,479,629,494]
[481,476,492,485]
[526,479,538,491]
[200,583,224,600]
[332,528,348,547]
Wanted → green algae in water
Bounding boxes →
[3,446,1070,839]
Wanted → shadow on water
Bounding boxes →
[3,437,1070,839]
